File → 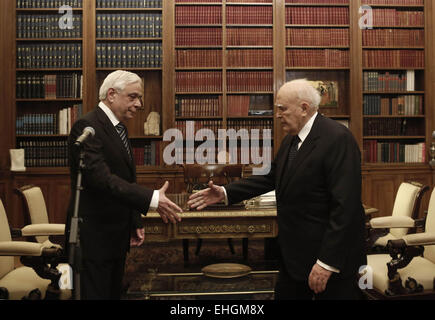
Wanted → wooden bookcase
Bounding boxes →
[1,0,435,228]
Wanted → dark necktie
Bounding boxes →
[287,135,300,170]
[115,123,132,159]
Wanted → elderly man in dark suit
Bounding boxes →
[188,79,366,300]
[66,70,182,300]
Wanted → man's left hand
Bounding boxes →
[308,263,332,294]
[130,228,145,247]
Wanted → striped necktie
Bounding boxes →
[287,135,300,170]
[115,123,132,159]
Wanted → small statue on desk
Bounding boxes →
[144,111,160,136]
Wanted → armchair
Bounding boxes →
[367,181,429,252]
[14,185,65,249]
[182,164,245,263]
[0,199,71,300]
[363,187,435,299]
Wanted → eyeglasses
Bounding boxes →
[114,90,144,110]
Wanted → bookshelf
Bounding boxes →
[360,0,427,164]
[284,0,351,126]
[15,1,84,168]
[95,0,163,167]
[171,0,275,166]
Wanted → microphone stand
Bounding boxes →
[68,147,85,300]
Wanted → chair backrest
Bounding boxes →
[390,181,428,239]
[15,185,49,243]
[424,188,435,263]
[182,164,243,193]
[0,199,14,279]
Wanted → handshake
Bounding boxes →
[132,180,226,247]
[156,180,226,223]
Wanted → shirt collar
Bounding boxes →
[98,101,120,127]
[297,111,318,144]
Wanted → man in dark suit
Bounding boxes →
[188,79,366,300]
[66,70,182,300]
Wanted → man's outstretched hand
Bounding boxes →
[187,181,225,210]
[157,181,183,223]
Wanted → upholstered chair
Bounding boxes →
[0,199,70,300]
[14,185,64,248]
[367,181,429,251]
[363,187,435,299]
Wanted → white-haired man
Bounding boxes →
[66,70,182,299]
[188,79,366,300]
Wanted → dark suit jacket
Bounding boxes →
[225,114,367,281]
[65,106,153,261]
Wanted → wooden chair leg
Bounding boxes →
[227,238,235,254]
[242,238,248,260]
[183,239,189,264]
[195,239,203,256]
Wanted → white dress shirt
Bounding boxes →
[98,102,159,210]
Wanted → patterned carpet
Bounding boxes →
[123,238,279,300]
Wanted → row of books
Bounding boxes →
[362,0,424,6]
[18,140,69,168]
[286,0,348,3]
[17,44,82,69]
[225,7,273,25]
[227,28,272,46]
[16,105,83,135]
[16,73,83,99]
[176,27,274,47]
[175,0,271,2]
[175,6,222,25]
[96,13,162,38]
[285,7,349,25]
[227,49,273,68]
[96,43,162,68]
[173,145,272,166]
[362,50,424,69]
[175,28,222,46]
[362,29,424,47]
[370,10,424,27]
[176,6,274,25]
[363,71,416,92]
[175,96,222,117]
[363,95,424,116]
[227,95,272,117]
[286,49,349,68]
[176,71,222,92]
[175,120,223,137]
[176,50,222,68]
[17,0,82,8]
[227,119,273,132]
[363,141,426,164]
[362,0,422,5]
[180,49,275,69]
[132,141,161,166]
[227,71,273,92]
[286,28,349,47]
[363,118,424,136]
[17,14,82,39]
[96,0,162,8]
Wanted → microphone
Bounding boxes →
[74,127,95,146]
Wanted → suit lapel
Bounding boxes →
[278,115,323,196]
[95,107,135,173]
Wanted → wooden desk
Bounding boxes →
[142,206,277,262]
[142,207,278,242]
[142,202,377,262]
